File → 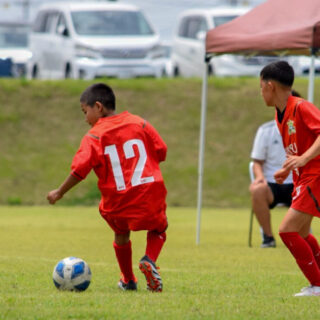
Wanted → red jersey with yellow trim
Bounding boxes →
[275,95,320,184]
[71,111,167,218]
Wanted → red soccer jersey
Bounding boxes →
[275,95,320,184]
[71,111,167,219]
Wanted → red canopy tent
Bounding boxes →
[196,0,320,244]
[206,0,320,57]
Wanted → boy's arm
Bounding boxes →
[274,167,290,184]
[144,121,167,162]
[276,135,320,183]
[47,134,97,205]
[47,174,80,204]
[284,135,320,170]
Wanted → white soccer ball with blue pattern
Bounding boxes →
[52,257,92,291]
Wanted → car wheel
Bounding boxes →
[78,69,86,79]
[65,63,72,79]
[32,65,38,79]
[173,66,180,77]
[161,68,168,78]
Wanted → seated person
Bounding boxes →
[249,120,293,248]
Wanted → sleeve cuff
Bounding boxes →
[71,171,84,181]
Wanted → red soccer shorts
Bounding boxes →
[291,176,320,218]
[100,209,168,235]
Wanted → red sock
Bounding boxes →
[279,232,320,286]
[305,234,320,268]
[146,231,166,262]
[113,240,135,283]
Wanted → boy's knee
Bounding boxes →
[114,232,130,246]
[147,230,167,242]
[279,220,289,233]
[279,223,294,234]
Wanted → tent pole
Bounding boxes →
[308,52,316,103]
[196,60,209,245]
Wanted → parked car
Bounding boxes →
[0,58,13,77]
[171,7,279,77]
[27,2,167,80]
[152,42,173,77]
[0,21,32,77]
[289,56,320,76]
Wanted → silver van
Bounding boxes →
[27,2,166,79]
[171,7,277,77]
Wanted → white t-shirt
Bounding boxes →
[251,120,293,184]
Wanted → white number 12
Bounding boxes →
[104,139,154,191]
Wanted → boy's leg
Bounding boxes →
[113,232,136,284]
[139,221,167,292]
[279,208,320,287]
[145,230,167,262]
[304,234,320,268]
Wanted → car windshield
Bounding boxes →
[71,10,154,36]
[212,15,238,27]
[0,25,29,48]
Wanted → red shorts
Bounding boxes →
[100,209,168,235]
[291,176,320,218]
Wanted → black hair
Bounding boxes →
[80,83,116,110]
[260,60,294,87]
[291,89,301,97]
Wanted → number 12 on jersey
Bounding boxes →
[104,139,155,191]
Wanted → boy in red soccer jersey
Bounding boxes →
[47,83,168,292]
[260,61,320,296]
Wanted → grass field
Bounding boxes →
[2,77,320,208]
[2,206,320,319]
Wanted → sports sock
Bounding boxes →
[279,232,320,286]
[145,231,166,262]
[113,240,135,283]
[304,234,320,268]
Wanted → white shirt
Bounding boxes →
[251,120,293,184]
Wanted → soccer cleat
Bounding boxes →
[139,255,162,292]
[294,285,320,296]
[118,274,137,291]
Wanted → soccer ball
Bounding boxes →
[52,257,92,291]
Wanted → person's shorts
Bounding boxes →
[100,210,168,235]
[268,182,293,209]
[291,176,320,218]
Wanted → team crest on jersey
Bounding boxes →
[287,119,296,135]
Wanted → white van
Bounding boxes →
[171,7,277,77]
[27,2,166,79]
[0,21,32,77]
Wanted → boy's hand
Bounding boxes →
[47,175,80,205]
[283,155,307,170]
[47,189,63,204]
[274,168,290,184]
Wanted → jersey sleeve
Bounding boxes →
[298,102,320,135]
[144,121,167,162]
[250,125,267,161]
[70,135,97,180]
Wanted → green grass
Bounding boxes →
[1,206,320,319]
[1,77,320,207]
